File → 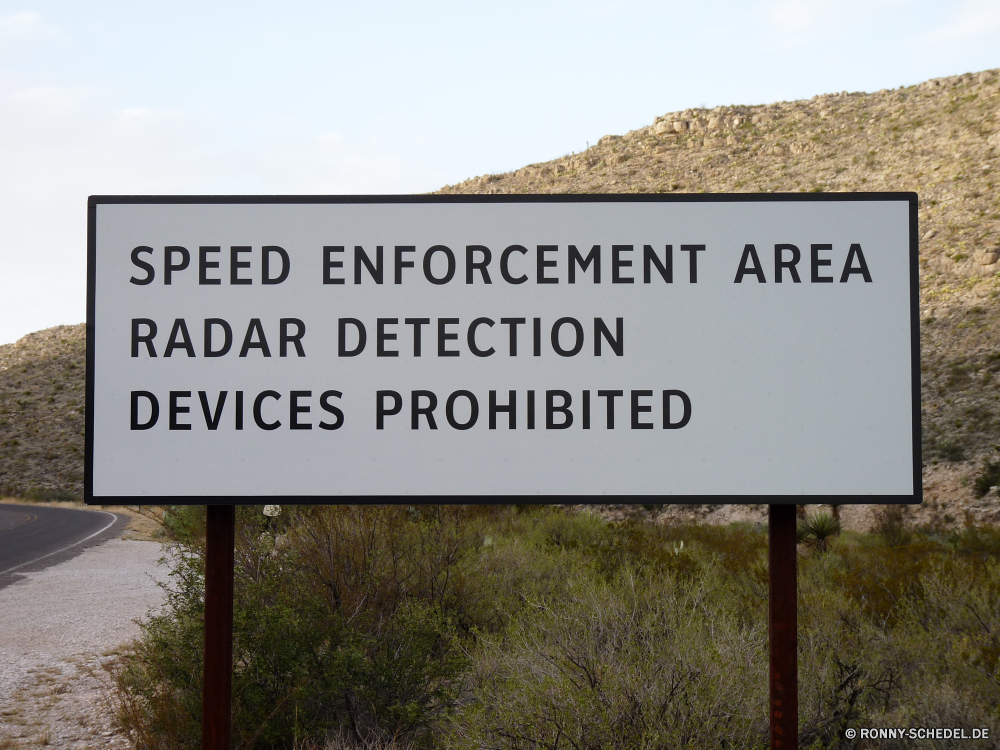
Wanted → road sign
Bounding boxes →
[86,194,920,503]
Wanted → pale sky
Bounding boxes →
[2,0,999,345]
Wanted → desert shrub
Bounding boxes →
[953,524,1000,561]
[934,438,967,462]
[871,505,912,548]
[113,508,1000,750]
[974,460,1000,498]
[25,486,78,501]
[149,505,209,542]
[111,505,494,750]
[798,512,842,553]
[446,567,769,750]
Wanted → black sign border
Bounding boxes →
[86,192,921,505]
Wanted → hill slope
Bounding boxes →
[3,70,1000,519]
[0,325,86,498]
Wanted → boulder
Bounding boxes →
[975,248,1000,266]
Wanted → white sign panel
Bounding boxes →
[85,195,920,503]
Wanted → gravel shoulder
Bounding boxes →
[0,538,167,749]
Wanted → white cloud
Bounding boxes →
[919,0,1000,45]
[0,75,452,345]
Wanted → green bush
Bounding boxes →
[446,567,768,750]
[111,508,1000,750]
[111,506,495,749]
[974,460,1000,498]
[798,511,842,553]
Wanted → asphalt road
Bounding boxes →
[0,503,127,585]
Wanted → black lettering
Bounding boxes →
[338,318,367,357]
[546,390,573,429]
[263,245,290,284]
[411,390,438,429]
[598,390,623,429]
[130,247,155,285]
[527,390,535,429]
[424,245,456,284]
[404,318,429,356]
[323,246,344,285]
[236,391,244,430]
[774,244,801,283]
[811,244,833,283]
[164,246,190,285]
[130,391,159,430]
[568,244,600,283]
[500,318,525,356]
[468,318,495,357]
[536,245,558,284]
[734,244,766,283]
[376,390,402,429]
[231,246,252,284]
[204,319,232,357]
[279,318,306,357]
[290,390,312,430]
[446,390,479,430]
[612,245,634,283]
[631,390,653,429]
[377,318,398,357]
[319,390,344,430]
[466,245,492,284]
[169,391,192,430]
[131,318,157,357]
[551,317,583,357]
[198,391,227,430]
[594,318,623,356]
[500,245,528,284]
[199,246,221,285]
[354,245,383,284]
[438,318,459,357]
[663,390,692,429]
[681,245,705,282]
[239,319,272,357]
[394,246,415,284]
[253,391,281,430]
[533,318,541,357]
[644,245,673,283]
[489,390,516,429]
[164,319,195,357]
[582,390,591,429]
[841,243,873,282]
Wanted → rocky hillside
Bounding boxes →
[0,325,86,498]
[443,68,1000,524]
[3,69,1000,519]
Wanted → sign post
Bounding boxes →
[86,194,920,749]
[202,505,235,750]
[769,504,798,750]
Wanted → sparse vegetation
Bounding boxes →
[798,511,842,552]
[107,506,1000,750]
[975,460,1000,498]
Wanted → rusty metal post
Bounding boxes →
[203,505,235,750]
[769,504,798,750]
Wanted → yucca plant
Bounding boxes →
[798,511,842,553]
